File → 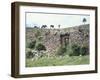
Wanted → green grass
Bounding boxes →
[26,55,89,67]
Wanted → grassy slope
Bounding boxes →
[26,55,89,67]
[26,24,90,67]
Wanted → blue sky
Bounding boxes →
[26,12,90,28]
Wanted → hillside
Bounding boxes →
[26,24,89,56]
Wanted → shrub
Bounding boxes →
[35,30,41,38]
[69,44,81,56]
[57,47,66,56]
[69,44,89,56]
[36,43,46,51]
[38,36,43,41]
[26,51,34,59]
[28,40,36,49]
[80,46,89,56]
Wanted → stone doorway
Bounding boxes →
[60,33,70,47]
